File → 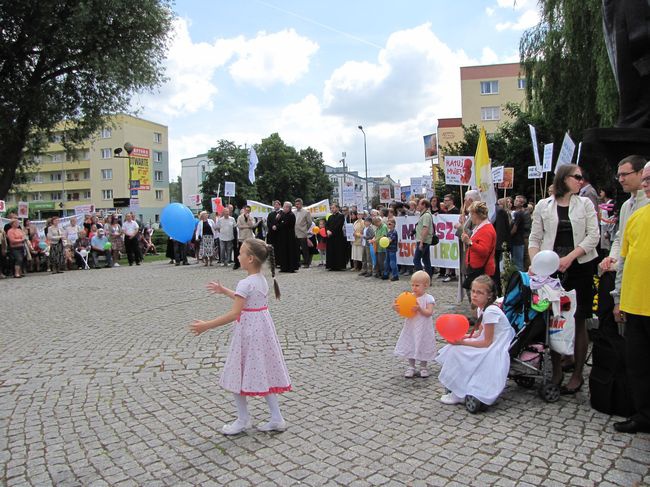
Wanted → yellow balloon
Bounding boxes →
[379,236,390,248]
[312,226,320,235]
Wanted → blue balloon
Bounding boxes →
[38,241,47,250]
[161,203,195,243]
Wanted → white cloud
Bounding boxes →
[229,29,319,88]
[496,9,540,31]
[486,7,495,16]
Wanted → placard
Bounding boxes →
[542,143,554,172]
[345,223,355,242]
[491,166,504,184]
[379,185,392,203]
[528,166,543,179]
[224,181,236,197]
[341,182,356,206]
[18,201,29,219]
[498,168,514,189]
[443,156,475,186]
[555,132,576,172]
[528,124,541,170]
[0,200,5,213]
[395,214,460,269]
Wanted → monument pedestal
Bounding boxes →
[582,127,650,167]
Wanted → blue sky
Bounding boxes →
[136,0,540,185]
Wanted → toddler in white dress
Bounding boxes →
[393,271,437,378]
[190,238,291,435]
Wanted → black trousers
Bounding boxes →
[493,249,503,296]
[298,238,312,267]
[124,235,142,264]
[626,313,650,425]
[173,241,187,264]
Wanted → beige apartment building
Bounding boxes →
[7,114,169,223]
[460,62,526,133]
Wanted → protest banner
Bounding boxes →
[345,223,355,242]
[555,132,576,172]
[528,124,541,170]
[18,201,29,219]
[247,199,273,218]
[212,197,224,215]
[306,199,329,217]
[0,200,5,213]
[528,166,543,179]
[129,147,151,191]
[74,204,95,217]
[341,182,356,206]
[224,181,236,197]
[443,156,475,186]
[498,168,514,190]
[188,194,201,207]
[423,133,438,159]
[379,185,392,203]
[355,191,365,210]
[542,143,554,172]
[395,214,460,269]
[491,166,504,184]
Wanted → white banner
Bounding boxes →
[306,199,329,217]
[491,166,504,184]
[247,199,274,218]
[74,204,95,217]
[224,181,236,197]
[528,166,543,179]
[355,191,365,211]
[529,124,541,170]
[341,182,356,206]
[395,214,460,269]
[542,143,554,172]
[555,132,575,171]
[443,156,475,186]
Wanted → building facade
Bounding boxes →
[7,114,169,223]
[460,62,526,133]
[180,154,213,211]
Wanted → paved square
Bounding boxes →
[1,262,649,486]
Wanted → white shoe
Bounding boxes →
[404,367,416,378]
[256,420,287,432]
[221,418,252,435]
[419,368,430,378]
[113,263,120,267]
[440,393,464,405]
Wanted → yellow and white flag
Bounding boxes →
[474,127,497,220]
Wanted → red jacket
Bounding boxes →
[466,223,496,276]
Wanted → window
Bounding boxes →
[153,151,163,163]
[481,106,500,121]
[50,172,63,182]
[154,170,164,182]
[153,132,162,143]
[101,169,113,180]
[31,193,41,201]
[155,190,164,200]
[50,134,63,143]
[31,174,44,184]
[83,170,90,180]
[518,78,526,90]
[66,172,80,182]
[100,128,112,138]
[80,150,90,160]
[83,190,91,199]
[51,191,63,200]
[480,80,499,95]
[50,153,63,162]
[67,192,80,201]
[102,189,113,200]
[101,148,112,159]
[155,214,160,223]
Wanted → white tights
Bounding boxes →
[408,359,428,369]
[232,393,284,422]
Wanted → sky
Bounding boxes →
[134,0,540,186]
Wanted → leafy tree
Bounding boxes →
[520,0,618,139]
[200,140,255,210]
[0,0,174,199]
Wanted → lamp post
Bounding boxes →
[113,142,135,199]
[358,125,369,209]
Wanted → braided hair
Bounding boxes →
[242,238,281,299]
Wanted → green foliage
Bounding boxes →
[201,140,255,210]
[0,0,174,199]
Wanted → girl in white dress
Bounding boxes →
[436,275,515,406]
[393,271,436,378]
[190,238,291,435]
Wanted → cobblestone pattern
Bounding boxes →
[1,262,649,486]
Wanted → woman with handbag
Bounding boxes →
[6,219,26,278]
[460,202,496,292]
[528,164,599,395]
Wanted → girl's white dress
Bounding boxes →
[394,293,437,362]
[220,274,292,396]
[436,305,515,405]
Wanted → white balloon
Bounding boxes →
[531,250,560,277]
[79,249,88,258]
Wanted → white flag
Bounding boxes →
[248,147,259,184]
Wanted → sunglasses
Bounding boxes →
[568,174,584,181]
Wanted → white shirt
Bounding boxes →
[122,220,139,237]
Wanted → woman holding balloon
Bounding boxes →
[436,275,515,406]
[528,164,599,395]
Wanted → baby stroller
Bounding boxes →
[75,248,90,270]
[502,271,561,404]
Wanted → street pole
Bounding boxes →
[358,126,369,210]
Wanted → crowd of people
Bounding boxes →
[0,211,157,278]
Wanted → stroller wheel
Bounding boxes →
[465,395,485,414]
[539,383,561,403]
[514,376,536,389]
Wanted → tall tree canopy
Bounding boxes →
[0,0,174,199]
[201,140,255,210]
[520,0,618,139]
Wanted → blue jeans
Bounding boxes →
[413,242,432,276]
[384,251,399,278]
[512,244,525,271]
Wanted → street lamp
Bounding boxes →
[358,125,369,209]
[113,142,135,199]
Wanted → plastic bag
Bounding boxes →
[549,289,577,356]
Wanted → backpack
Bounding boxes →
[502,271,539,332]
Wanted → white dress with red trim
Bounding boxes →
[220,273,292,396]
[394,293,437,362]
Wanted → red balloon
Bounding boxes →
[319,228,327,237]
[395,292,418,318]
[436,314,470,342]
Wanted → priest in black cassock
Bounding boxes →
[276,201,299,273]
[266,200,282,262]
[325,203,346,271]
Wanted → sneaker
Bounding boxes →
[440,393,464,405]
[436,274,446,279]
[113,263,120,267]
[221,418,252,435]
[419,368,430,378]
[404,367,416,378]
[256,420,287,432]
[443,276,458,282]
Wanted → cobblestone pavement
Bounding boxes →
[1,260,649,487]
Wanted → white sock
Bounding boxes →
[408,359,416,368]
[264,394,284,423]
[233,393,250,423]
[420,361,428,369]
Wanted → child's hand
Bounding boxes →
[207,281,225,294]
[412,305,420,314]
[392,301,399,312]
[450,338,465,345]
[189,320,208,336]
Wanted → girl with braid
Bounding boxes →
[190,238,291,435]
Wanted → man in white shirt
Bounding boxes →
[122,212,141,266]
[216,208,235,266]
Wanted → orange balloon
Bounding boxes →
[395,292,418,318]
[436,314,470,342]
[312,226,320,235]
